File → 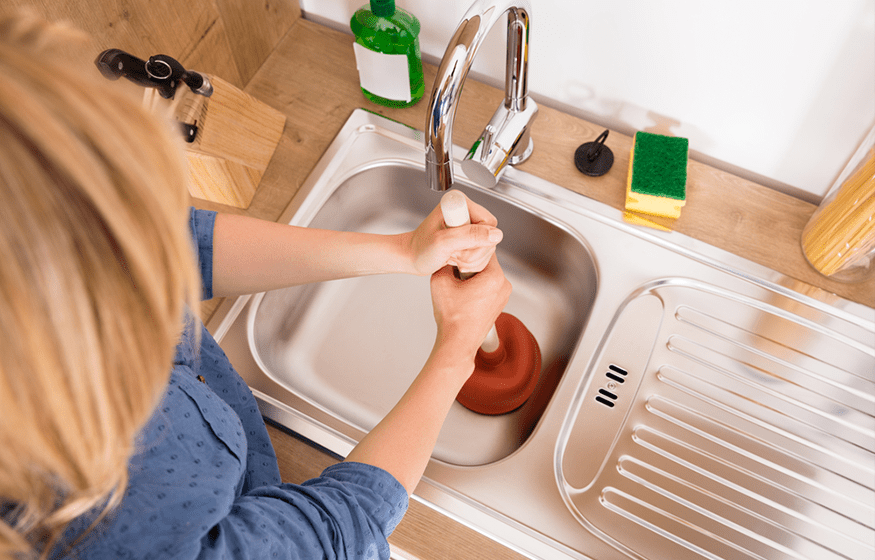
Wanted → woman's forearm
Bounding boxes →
[349,258,510,495]
[344,340,474,496]
[211,213,417,297]
[210,202,503,298]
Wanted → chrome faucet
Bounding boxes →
[425,0,538,191]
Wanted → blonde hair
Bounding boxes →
[0,12,200,559]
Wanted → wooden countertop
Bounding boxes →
[194,17,874,560]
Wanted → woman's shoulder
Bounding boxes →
[136,367,248,467]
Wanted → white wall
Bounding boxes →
[303,0,875,202]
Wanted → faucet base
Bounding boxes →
[462,99,538,186]
[508,137,534,166]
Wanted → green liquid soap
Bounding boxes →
[351,0,424,108]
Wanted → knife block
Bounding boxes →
[143,75,286,209]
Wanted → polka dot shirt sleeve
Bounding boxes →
[60,371,408,560]
[189,207,217,301]
[198,462,409,560]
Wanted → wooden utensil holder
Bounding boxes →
[144,75,286,208]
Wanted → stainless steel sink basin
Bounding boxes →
[246,163,596,466]
[209,110,875,559]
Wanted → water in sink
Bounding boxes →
[248,162,597,466]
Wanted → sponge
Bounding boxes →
[625,131,689,219]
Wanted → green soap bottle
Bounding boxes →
[350,0,424,108]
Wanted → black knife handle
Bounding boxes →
[94,49,176,98]
[146,54,185,82]
[149,54,212,97]
[95,49,150,84]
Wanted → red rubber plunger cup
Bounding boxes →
[439,190,542,415]
[456,312,541,415]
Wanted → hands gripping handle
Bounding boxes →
[439,191,501,353]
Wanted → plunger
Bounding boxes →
[440,191,542,415]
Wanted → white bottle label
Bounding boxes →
[353,42,411,102]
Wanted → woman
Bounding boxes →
[0,12,510,560]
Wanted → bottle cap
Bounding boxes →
[370,0,395,17]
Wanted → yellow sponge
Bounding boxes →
[625,131,689,219]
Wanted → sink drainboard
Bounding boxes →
[558,280,875,560]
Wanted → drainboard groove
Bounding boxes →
[614,453,866,560]
[669,311,875,419]
[628,424,875,557]
[631,416,874,528]
[601,486,776,560]
[665,335,875,448]
[674,305,875,397]
[655,363,875,483]
[673,299,875,362]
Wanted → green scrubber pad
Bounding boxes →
[625,131,689,219]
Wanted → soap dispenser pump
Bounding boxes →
[351,0,424,108]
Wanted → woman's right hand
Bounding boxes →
[347,254,511,495]
[404,192,503,277]
[429,254,512,373]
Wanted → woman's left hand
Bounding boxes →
[402,192,503,276]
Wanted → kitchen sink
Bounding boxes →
[209,110,875,559]
[246,163,596,466]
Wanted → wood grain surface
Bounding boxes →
[214,0,300,85]
[7,0,300,90]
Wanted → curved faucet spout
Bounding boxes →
[425,0,538,192]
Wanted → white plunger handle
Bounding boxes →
[440,191,501,353]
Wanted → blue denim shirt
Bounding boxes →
[56,209,408,559]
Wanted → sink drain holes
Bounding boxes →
[596,364,628,408]
[606,373,625,385]
[607,364,628,381]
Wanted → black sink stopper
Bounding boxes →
[574,130,614,177]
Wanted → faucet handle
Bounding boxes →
[461,98,538,186]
